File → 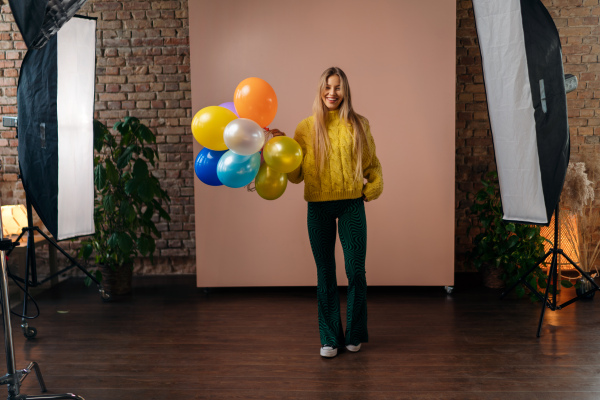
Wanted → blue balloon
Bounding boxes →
[216,150,261,188]
[195,148,227,186]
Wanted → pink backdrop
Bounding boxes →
[190,0,456,287]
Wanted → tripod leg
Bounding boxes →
[501,249,551,299]
[22,231,36,339]
[537,253,557,338]
[0,248,20,398]
[21,393,85,399]
[21,200,39,339]
[33,228,102,287]
[557,250,600,308]
[561,250,600,289]
[550,252,557,310]
[22,362,47,392]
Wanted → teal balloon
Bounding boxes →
[216,150,261,188]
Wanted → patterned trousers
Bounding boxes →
[307,198,368,348]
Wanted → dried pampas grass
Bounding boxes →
[561,162,594,215]
[562,161,600,274]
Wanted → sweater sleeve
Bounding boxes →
[362,122,383,202]
[287,120,308,184]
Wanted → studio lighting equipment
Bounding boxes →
[473,0,600,337]
[7,4,107,343]
[17,15,96,241]
[0,1,98,398]
[8,0,88,50]
[473,0,570,225]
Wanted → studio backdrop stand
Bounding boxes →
[6,192,109,339]
[0,229,85,399]
[501,204,600,337]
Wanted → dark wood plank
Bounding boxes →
[1,276,599,399]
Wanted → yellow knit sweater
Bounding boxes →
[288,111,383,202]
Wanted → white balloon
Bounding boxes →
[223,118,265,156]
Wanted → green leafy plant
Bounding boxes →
[469,171,570,300]
[80,117,170,284]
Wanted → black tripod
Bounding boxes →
[6,194,108,339]
[501,204,600,337]
[0,232,84,399]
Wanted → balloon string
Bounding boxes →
[263,128,273,142]
[246,129,273,192]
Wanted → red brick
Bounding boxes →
[94,2,122,11]
[128,92,156,101]
[102,38,130,47]
[99,93,127,102]
[123,2,151,11]
[128,75,155,83]
[135,83,151,92]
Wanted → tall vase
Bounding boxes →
[481,264,505,289]
[101,263,133,296]
[575,277,596,300]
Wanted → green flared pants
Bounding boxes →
[307,198,368,348]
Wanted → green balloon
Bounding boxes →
[255,163,288,200]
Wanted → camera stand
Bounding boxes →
[0,237,85,400]
[501,204,600,337]
[6,195,109,339]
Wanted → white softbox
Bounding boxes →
[16,16,96,240]
[9,0,88,50]
[473,0,570,225]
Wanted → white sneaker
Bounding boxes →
[345,343,361,352]
[320,345,337,358]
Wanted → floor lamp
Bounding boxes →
[0,205,85,400]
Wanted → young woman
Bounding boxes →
[271,67,383,358]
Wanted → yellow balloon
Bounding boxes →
[255,163,288,200]
[191,106,237,150]
[263,137,303,173]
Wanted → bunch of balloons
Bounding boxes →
[192,77,303,200]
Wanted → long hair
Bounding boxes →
[312,67,369,181]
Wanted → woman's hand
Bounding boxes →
[268,128,286,137]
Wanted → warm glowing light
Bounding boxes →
[540,211,579,271]
[1,205,28,238]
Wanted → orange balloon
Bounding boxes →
[234,77,278,128]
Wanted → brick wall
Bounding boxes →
[0,1,194,274]
[3,1,596,275]
[456,0,600,271]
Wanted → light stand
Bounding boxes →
[501,204,600,337]
[6,194,109,339]
[2,117,109,339]
[0,222,85,399]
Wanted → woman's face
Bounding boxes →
[321,74,343,110]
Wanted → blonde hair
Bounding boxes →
[312,67,370,181]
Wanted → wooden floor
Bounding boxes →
[3,275,600,399]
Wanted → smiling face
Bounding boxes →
[321,74,343,110]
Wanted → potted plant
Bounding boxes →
[80,117,170,295]
[468,171,566,299]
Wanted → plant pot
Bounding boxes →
[481,265,505,289]
[101,263,133,296]
[575,277,596,300]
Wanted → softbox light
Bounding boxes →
[17,16,96,240]
[8,0,88,50]
[473,0,570,225]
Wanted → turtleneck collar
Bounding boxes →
[327,110,340,121]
